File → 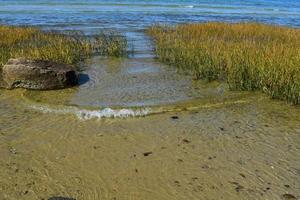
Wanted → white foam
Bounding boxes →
[183,5,194,8]
[29,104,151,120]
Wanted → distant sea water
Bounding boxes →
[0,0,299,32]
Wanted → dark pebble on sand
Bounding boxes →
[219,127,225,131]
[208,156,216,160]
[48,197,76,200]
[171,116,179,119]
[235,185,244,192]
[284,184,290,188]
[174,180,181,186]
[182,139,190,143]
[282,194,297,200]
[143,152,153,156]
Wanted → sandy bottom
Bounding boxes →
[0,90,299,200]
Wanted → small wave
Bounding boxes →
[183,5,194,8]
[264,8,280,12]
[29,104,151,120]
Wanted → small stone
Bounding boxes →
[171,116,179,119]
[235,185,244,192]
[182,139,190,143]
[143,152,153,157]
[9,147,17,155]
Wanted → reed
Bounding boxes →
[0,25,127,67]
[95,30,128,57]
[147,23,300,104]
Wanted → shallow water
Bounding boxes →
[1,90,300,200]
[1,0,300,199]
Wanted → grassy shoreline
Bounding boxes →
[0,25,127,68]
[147,23,300,104]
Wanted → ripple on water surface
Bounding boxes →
[18,55,257,120]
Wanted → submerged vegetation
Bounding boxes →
[0,25,127,67]
[148,23,300,104]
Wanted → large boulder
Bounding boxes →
[1,58,79,90]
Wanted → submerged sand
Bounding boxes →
[0,88,299,200]
[0,52,299,200]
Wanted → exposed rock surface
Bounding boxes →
[1,58,78,90]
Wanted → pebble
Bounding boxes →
[143,152,153,157]
[182,139,190,143]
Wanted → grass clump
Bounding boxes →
[147,23,300,104]
[0,25,128,67]
[94,30,128,57]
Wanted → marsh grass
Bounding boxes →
[0,25,128,68]
[147,23,300,104]
[95,31,128,57]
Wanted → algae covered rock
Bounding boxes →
[1,58,78,90]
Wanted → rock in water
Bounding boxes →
[1,58,78,90]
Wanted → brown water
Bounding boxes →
[0,53,300,200]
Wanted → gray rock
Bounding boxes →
[1,58,78,90]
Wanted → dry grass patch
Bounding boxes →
[0,25,127,67]
[147,23,300,104]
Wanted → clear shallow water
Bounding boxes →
[2,0,300,110]
[0,0,300,113]
[0,0,299,117]
[1,1,300,199]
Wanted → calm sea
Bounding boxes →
[0,0,299,32]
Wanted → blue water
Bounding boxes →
[0,0,299,32]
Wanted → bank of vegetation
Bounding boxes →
[147,23,300,104]
[0,25,127,68]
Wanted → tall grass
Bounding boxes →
[0,25,127,68]
[147,23,300,104]
[94,30,128,57]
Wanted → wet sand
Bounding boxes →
[0,90,299,200]
[1,0,300,198]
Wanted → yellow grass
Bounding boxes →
[147,23,300,104]
[0,25,127,67]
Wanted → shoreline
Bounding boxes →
[0,8,300,200]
